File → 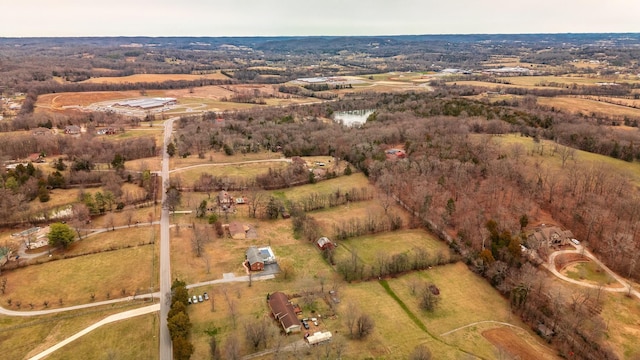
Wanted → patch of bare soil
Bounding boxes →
[482,327,552,360]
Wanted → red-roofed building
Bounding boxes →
[268,292,302,334]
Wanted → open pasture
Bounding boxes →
[81,72,229,84]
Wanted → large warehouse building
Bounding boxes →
[114,97,177,110]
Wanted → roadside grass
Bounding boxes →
[115,128,164,143]
[490,133,640,186]
[538,96,640,118]
[0,246,155,309]
[45,312,159,360]
[172,161,289,187]
[333,229,452,265]
[563,261,616,285]
[125,156,162,172]
[87,204,161,229]
[64,226,158,256]
[0,302,155,360]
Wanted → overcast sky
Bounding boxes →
[2,0,639,37]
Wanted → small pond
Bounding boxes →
[332,109,375,126]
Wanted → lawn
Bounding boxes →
[0,302,154,360]
[170,150,284,169]
[45,312,160,360]
[171,161,289,187]
[0,245,156,309]
[64,226,158,256]
[563,260,616,285]
[333,229,452,266]
[271,172,371,202]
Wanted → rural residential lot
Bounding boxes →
[2,34,640,360]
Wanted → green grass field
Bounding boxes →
[333,229,451,265]
[45,312,160,360]
[0,245,155,308]
[490,133,640,186]
[564,261,615,285]
[172,161,289,187]
[0,302,154,360]
[271,172,371,202]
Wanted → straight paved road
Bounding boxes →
[159,117,176,360]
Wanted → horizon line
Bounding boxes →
[1,31,640,40]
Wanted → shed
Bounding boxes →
[246,247,265,271]
[307,331,333,345]
[228,222,246,239]
[316,237,335,251]
[268,292,301,334]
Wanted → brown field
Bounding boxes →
[538,96,640,118]
[446,80,541,90]
[483,327,546,360]
[81,72,229,84]
[37,91,144,109]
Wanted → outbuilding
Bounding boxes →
[316,237,335,251]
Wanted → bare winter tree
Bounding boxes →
[191,223,209,257]
[355,313,375,339]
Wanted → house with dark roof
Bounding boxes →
[528,225,574,247]
[268,292,301,334]
[246,247,265,271]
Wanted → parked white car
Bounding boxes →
[571,238,580,245]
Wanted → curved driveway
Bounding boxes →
[543,244,640,299]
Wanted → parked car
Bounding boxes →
[203,292,209,301]
[311,317,318,326]
[571,238,580,245]
[198,295,204,302]
[188,297,192,305]
[192,295,198,304]
[302,320,310,329]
